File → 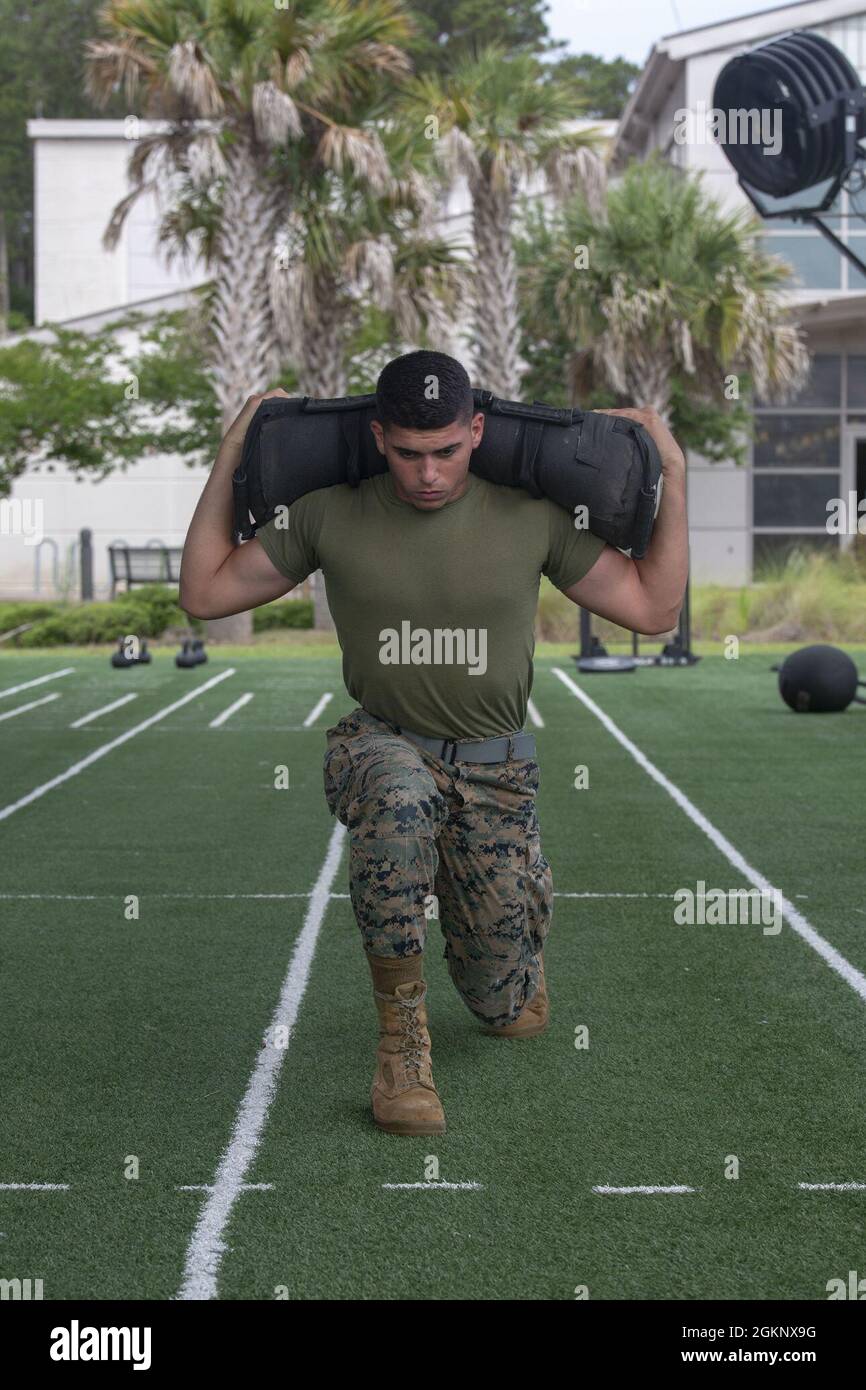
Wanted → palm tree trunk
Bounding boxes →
[0,209,9,338]
[212,134,283,420]
[469,177,521,398]
[208,133,284,644]
[288,279,353,631]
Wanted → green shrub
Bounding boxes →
[124,584,188,633]
[537,548,866,646]
[16,600,154,647]
[691,549,866,643]
[253,598,313,632]
[0,601,62,633]
[3,583,195,646]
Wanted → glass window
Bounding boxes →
[755,354,839,409]
[761,234,842,289]
[753,473,841,528]
[753,414,840,468]
[845,251,866,292]
[848,357,866,409]
[759,185,843,232]
[753,533,840,576]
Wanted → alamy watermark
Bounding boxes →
[673,881,782,935]
[674,102,782,156]
[379,622,487,676]
[0,497,44,546]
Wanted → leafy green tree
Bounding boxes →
[0,307,245,494]
[403,0,562,74]
[548,52,640,120]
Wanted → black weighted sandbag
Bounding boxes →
[233,388,663,557]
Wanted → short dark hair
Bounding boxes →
[375,350,475,431]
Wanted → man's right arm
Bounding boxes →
[180,389,297,620]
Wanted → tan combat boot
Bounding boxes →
[367,954,446,1134]
[481,953,549,1038]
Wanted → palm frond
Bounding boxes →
[168,38,224,115]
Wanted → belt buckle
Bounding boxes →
[507,732,526,761]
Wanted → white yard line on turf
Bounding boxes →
[592,1185,697,1195]
[0,668,74,701]
[176,817,346,1301]
[552,667,866,1006]
[177,1183,273,1193]
[209,692,254,728]
[0,1182,70,1191]
[70,693,138,728]
[0,668,236,825]
[382,1181,483,1190]
[0,692,60,723]
[526,698,544,728]
[2,891,812,903]
[0,892,324,901]
[799,1182,866,1191]
[303,691,333,727]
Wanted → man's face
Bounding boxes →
[369,412,485,510]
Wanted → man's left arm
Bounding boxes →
[562,407,689,636]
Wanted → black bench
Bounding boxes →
[108,545,183,598]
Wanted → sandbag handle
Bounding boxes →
[301,393,377,413]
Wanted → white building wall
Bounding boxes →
[3,123,213,601]
[0,457,210,602]
[30,121,205,326]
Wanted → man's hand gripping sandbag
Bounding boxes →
[232,388,663,557]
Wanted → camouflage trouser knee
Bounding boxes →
[323,707,553,1028]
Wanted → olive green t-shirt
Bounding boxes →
[256,471,606,739]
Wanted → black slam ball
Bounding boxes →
[778,644,859,713]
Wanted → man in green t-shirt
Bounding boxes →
[180,350,688,1136]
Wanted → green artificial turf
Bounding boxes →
[1,647,865,1299]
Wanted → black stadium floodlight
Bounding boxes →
[712,30,866,275]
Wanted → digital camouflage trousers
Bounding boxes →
[323,706,553,1028]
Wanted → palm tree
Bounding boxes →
[85,0,417,637]
[397,42,608,397]
[266,125,469,629]
[268,119,469,395]
[528,154,809,423]
[521,153,811,652]
[84,0,416,431]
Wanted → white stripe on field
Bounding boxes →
[176,817,346,1301]
[381,1181,483,1190]
[209,692,254,728]
[526,698,544,728]
[70,693,138,728]
[6,890,807,904]
[0,891,329,901]
[799,1182,866,1191]
[0,890,811,906]
[0,1182,70,1191]
[0,692,60,723]
[0,668,236,824]
[553,667,866,1005]
[592,1185,696,1195]
[303,691,333,728]
[0,668,74,701]
[556,891,678,899]
[177,1183,273,1193]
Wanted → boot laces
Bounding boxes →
[397,995,427,1084]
